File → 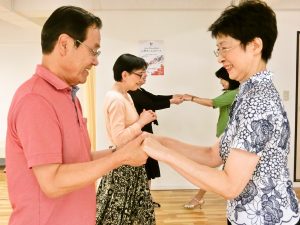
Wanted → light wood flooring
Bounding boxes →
[1,169,299,225]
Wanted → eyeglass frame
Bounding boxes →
[131,71,146,78]
[75,39,101,57]
[213,44,240,57]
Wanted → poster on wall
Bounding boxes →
[139,40,164,76]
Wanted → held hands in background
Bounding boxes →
[183,94,194,101]
[137,109,157,127]
[182,94,213,107]
[170,94,184,104]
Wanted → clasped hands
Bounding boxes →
[170,94,197,104]
[119,132,166,167]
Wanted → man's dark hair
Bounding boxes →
[208,0,277,62]
[41,6,102,54]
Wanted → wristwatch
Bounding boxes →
[109,145,117,153]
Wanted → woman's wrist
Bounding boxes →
[191,96,195,101]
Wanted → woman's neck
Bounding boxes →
[113,82,128,95]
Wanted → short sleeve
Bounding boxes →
[14,94,62,168]
[212,89,237,108]
[230,96,282,156]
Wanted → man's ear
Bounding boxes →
[57,34,72,56]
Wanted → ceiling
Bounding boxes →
[1,0,300,29]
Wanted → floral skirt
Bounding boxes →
[96,165,155,225]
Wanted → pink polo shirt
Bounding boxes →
[6,65,96,225]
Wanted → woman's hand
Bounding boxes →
[170,94,184,104]
[142,137,169,162]
[137,109,157,128]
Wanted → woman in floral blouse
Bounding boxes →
[142,1,300,224]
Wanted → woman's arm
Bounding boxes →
[143,137,259,199]
[154,135,222,167]
[129,88,172,111]
[107,97,156,146]
[107,98,142,146]
[183,94,213,107]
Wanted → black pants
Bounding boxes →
[227,218,300,225]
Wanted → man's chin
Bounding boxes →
[78,77,88,85]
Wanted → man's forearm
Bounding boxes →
[91,149,113,160]
[33,151,125,198]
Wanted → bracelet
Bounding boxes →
[191,96,194,102]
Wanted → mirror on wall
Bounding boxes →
[295,31,300,181]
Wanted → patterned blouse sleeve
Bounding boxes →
[230,95,286,156]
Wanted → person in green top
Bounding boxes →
[182,67,240,209]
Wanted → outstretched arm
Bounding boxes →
[129,88,184,111]
[143,137,259,199]
[153,135,222,167]
[33,133,148,198]
[183,94,213,107]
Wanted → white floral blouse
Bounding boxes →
[220,70,300,225]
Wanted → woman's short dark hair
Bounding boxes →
[41,6,102,54]
[208,0,277,62]
[113,54,148,81]
[215,67,240,90]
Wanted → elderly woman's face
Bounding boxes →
[215,34,261,84]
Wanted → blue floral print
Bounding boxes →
[250,117,274,153]
[261,194,283,224]
[220,71,300,224]
[278,122,289,149]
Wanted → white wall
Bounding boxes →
[1,9,300,188]
[0,20,41,157]
[95,10,221,189]
[94,9,300,189]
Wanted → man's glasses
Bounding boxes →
[75,40,101,57]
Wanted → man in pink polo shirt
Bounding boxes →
[5,6,148,225]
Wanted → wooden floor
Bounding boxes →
[0,169,299,225]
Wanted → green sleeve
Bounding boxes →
[212,89,238,108]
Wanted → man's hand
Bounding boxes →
[117,133,149,166]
